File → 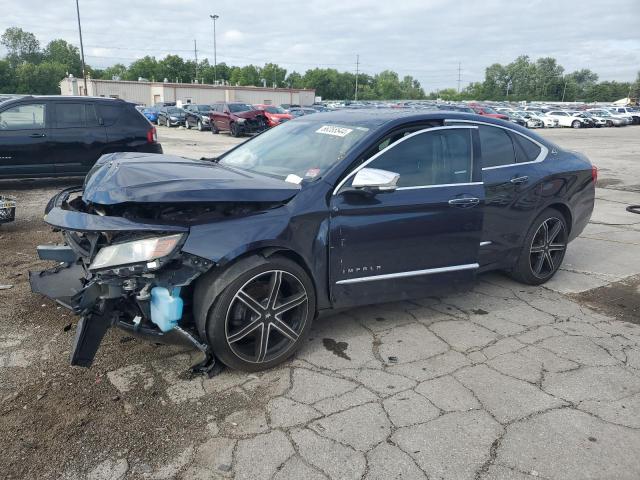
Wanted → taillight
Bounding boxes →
[591,165,598,183]
[147,126,157,143]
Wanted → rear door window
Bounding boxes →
[0,103,46,130]
[478,125,516,168]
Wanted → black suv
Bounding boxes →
[0,96,162,179]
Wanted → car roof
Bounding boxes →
[291,108,555,147]
[1,95,131,108]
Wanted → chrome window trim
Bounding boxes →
[332,125,478,196]
[444,119,549,170]
[396,181,483,191]
[336,263,479,285]
[479,241,492,246]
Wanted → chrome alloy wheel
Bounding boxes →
[529,217,566,279]
[225,270,308,363]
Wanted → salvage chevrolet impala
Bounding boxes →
[30,110,596,372]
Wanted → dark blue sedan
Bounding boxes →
[31,110,595,372]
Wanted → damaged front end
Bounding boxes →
[30,154,300,369]
[31,187,216,368]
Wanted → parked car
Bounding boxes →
[209,102,268,137]
[0,96,161,179]
[606,107,638,125]
[505,112,527,127]
[280,104,301,111]
[31,110,595,372]
[569,111,605,128]
[586,109,626,127]
[514,111,547,128]
[183,104,213,131]
[468,104,510,120]
[544,110,591,128]
[253,104,293,127]
[158,106,186,127]
[288,107,319,117]
[141,107,159,124]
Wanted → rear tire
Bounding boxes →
[211,124,219,134]
[206,256,316,372]
[509,209,568,285]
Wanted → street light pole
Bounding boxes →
[75,0,88,95]
[210,14,219,84]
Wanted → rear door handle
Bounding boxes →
[29,132,46,138]
[448,197,480,208]
[510,176,529,185]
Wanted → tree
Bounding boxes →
[101,63,128,80]
[43,39,82,76]
[262,63,287,88]
[15,61,66,94]
[125,56,158,81]
[1,27,41,66]
[285,71,303,88]
[0,59,16,93]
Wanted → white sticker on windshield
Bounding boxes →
[316,125,353,137]
[285,174,303,185]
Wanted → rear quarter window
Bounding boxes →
[478,125,516,168]
[511,133,542,163]
[98,104,121,126]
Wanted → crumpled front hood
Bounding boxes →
[235,110,264,119]
[82,152,300,205]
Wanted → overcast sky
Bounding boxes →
[1,0,638,91]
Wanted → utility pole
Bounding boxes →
[75,0,88,95]
[355,54,359,101]
[194,39,198,82]
[457,62,462,93]
[210,15,219,84]
[561,79,567,102]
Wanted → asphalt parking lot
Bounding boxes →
[1,124,640,480]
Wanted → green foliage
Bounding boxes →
[43,39,83,76]
[1,27,41,66]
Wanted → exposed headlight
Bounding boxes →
[90,234,183,271]
[202,115,210,122]
[170,116,178,120]
[236,118,246,124]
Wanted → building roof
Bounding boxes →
[72,77,315,93]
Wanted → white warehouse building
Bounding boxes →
[59,76,316,107]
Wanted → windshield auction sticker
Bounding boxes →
[316,125,353,137]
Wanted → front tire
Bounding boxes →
[206,257,316,372]
[197,120,204,131]
[510,209,568,285]
[572,120,581,129]
[230,122,241,137]
[185,118,190,129]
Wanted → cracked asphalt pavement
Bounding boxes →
[1,125,640,479]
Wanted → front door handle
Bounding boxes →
[29,132,46,138]
[448,197,480,208]
[510,176,529,185]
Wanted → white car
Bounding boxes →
[587,109,628,127]
[544,111,591,128]
[513,111,545,128]
[518,111,557,128]
[607,107,639,125]
[568,111,606,128]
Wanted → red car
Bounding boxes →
[254,104,293,128]
[209,102,268,137]
[469,104,509,120]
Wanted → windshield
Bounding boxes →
[265,106,286,114]
[167,107,181,114]
[229,103,253,113]
[219,121,369,181]
[196,105,212,112]
[482,106,498,114]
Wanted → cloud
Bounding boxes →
[0,0,638,90]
